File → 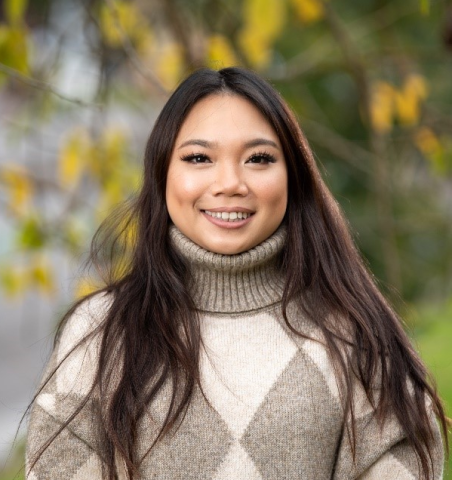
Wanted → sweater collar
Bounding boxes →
[168,225,286,314]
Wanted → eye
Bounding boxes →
[246,151,277,164]
[180,153,211,164]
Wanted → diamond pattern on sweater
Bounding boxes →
[26,289,445,480]
[27,408,96,479]
[72,453,103,479]
[213,442,263,480]
[242,348,343,479]
[36,393,56,412]
[199,311,298,477]
[200,311,298,440]
[301,336,341,402]
[391,433,444,480]
[138,388,233,480]
[333,409,406,479]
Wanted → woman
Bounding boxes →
[26,67,447,479]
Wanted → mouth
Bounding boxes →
[202,210,255,222]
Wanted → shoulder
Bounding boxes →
[57,291,114,355]
[45,291,114,397]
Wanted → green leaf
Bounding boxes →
[420,0,430,15]
[0,264,23,297]
[16,216,45,249]
[0,26,29,74]
[4,0,28,25]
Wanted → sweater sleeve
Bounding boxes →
[332,376,444,480]
[26,293,112,479]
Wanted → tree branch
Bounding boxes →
[0,63,101,108]
[103,0,169,96]
[300,117,376,176]
[271,3,420,81]
[320,1,402,294]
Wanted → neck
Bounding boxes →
[169,225,286,313]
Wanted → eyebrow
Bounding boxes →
[177,138,280,150]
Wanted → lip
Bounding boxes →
[202,206,255,213]
[201,210,254,229]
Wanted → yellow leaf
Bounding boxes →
[0,264,25,298]
[290,0,324,24]
[0,26,29,74]
[28,256,55,296]
[395,91,420,127]
[100,4,122,47]
[413,127,446,175]
[207,34,237,68]
[238,0,285,68]
[58,129,90,188]
[135,29,153,56]
[242,0,286,42]
[237,28,271,69]
[74,278,100,299]
[104,175,123,205]
[414,127,441,155]
[370,81,395,133]
[100,1,151,49]
[395,75,428,126]
[0,165,33,215]
[155,42,184,90]
[117,215,138,249]
[5,0,28,25]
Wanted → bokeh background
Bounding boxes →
[0,0,451,477]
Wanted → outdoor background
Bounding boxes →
[0,0,451,478]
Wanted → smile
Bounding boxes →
[203,210,254,221]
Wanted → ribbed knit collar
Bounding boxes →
[168,225,286,314]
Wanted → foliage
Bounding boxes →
[0,0,450,303]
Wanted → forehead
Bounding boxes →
[175,94,280,146]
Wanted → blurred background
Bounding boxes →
[0,0,451,477]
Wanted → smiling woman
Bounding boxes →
[166,94,288,254]
[25,68,448,479]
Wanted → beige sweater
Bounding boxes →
[26,226,444,479]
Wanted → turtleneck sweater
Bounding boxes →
[168,224,286,313]
[26,226,444,479]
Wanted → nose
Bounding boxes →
[211,161,249,196]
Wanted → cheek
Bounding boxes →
[166,169,205,208]
[259,171,288,212]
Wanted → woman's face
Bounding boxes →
[166,94,288,254]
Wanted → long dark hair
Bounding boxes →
[28,67,448,479]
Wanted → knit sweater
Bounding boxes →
[26,226,444,479]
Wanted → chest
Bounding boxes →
[138,310,344,479]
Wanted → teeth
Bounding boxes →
[204,210,252,221]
